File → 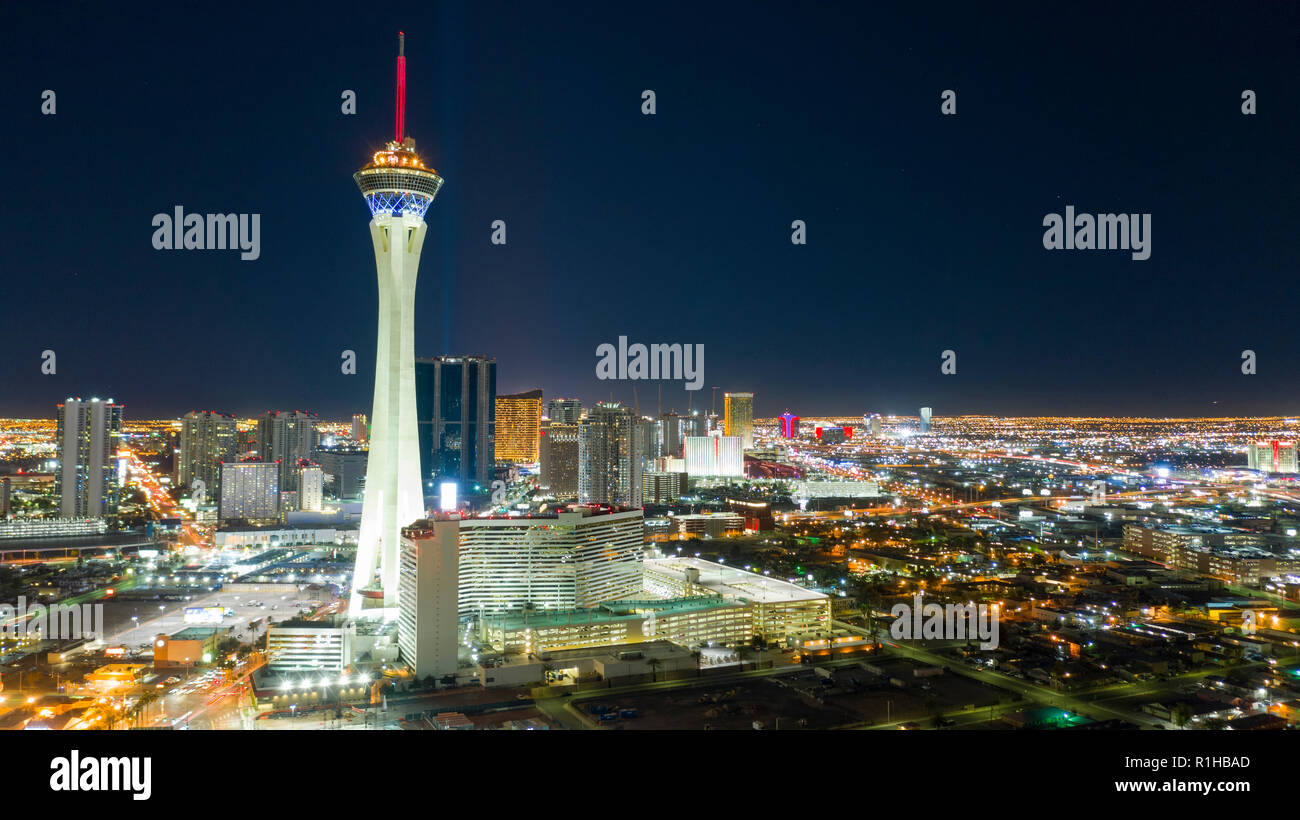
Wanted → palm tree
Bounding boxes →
[646,657,663,682]
[129,693,147,727]
[860,590,883,650]
[690,650,702,677]
[1171,702,1192,729]
[141,689,163,726]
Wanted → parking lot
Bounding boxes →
[102,585,329,651]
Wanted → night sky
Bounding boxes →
[2,1,1298,420]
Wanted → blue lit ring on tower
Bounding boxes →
[354,139,444,219]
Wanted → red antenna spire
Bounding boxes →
[395,31,406,144]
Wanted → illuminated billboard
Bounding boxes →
[439,482,458,511]
[183,606,231,624]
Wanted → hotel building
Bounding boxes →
[478,556,831,654]
[55,397,123,519]
[539,419,580,499]
[398,519,460,680]
[219,462,280,523]
[723,392,754,449]
[1248,441,1298,473]
[495,389,543,463]
[458,506,644,618]
[683,435,743,477]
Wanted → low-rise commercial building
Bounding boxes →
[154,627,226,669]
[214,526,356,547]
[643,556,831,644]
[266,620,354,672]
[672,512,744,538]
[479,595,753,654]
[85,663,147,693]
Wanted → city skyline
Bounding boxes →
[4,3,1300,420]
[10,0,1300,789]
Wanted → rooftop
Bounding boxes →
[169,627,223,641]
[645,556,829,605]
[483,596,742,630]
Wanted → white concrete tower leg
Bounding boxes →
[388,213,428,601]
[351,212,427,616]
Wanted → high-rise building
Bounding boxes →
[56,398,123,519]
[684,435,744,477]
[313,445,368,500]
[352,33,445,614]
[494,389,543,463]
[416,355,496,489]
[0,477,11,519]
[538,419,580,499]
[219,462,280,523]
[578,402,642,506]
[644,471,687,504]
[351,413,368,443]
[638,416,666,461]
[920,407,932,433]
[724,392,754,450]
[298,465,324,512]
[1247,441,1298,474]
[256,411,318,493]
[660,412,684,457]
[177,411,236,500]
[816,426,851,445]
[235,428,256,460]
[778,412,800,438]
[650,456,686,473]
[683,410,708,438]
[398,519,460,681]
[458,506,644,618]
[867,413,882,436]
[546,398,583,424]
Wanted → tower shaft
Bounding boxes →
[351,213,428,614]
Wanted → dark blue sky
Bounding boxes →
[2,1,1298,420]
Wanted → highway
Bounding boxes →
[122,445,206,548]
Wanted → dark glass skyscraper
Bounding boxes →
[256,410,318,494]
[416,355,497,490]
